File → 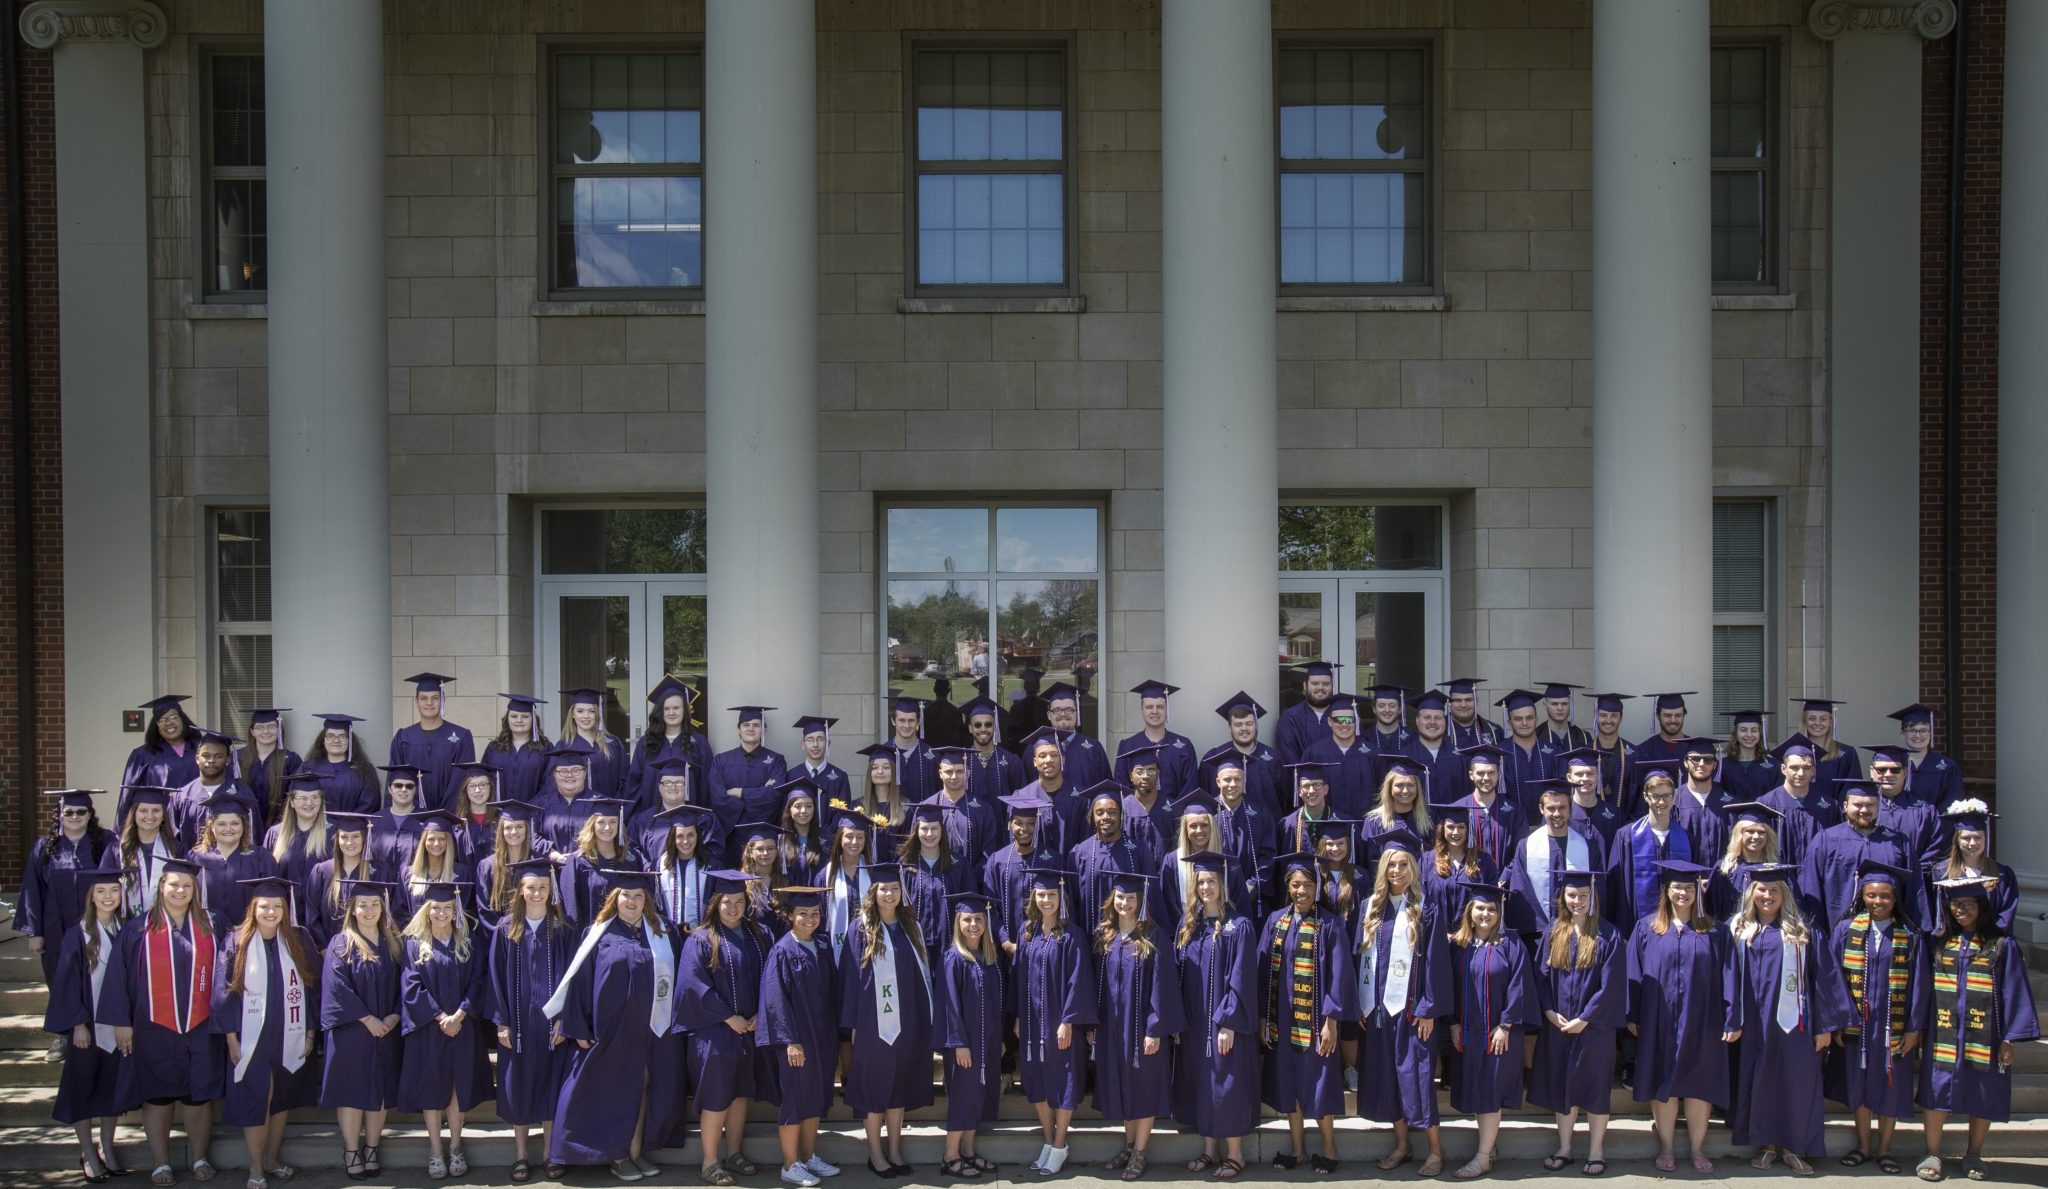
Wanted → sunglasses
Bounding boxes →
[60,808,90,818]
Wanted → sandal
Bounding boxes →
[969,1156,998,1174]
[342,1150,365,1181]
[1104,1146,1132,1172]
[1918,1156,1946,1182]
[1310,1155,1338,1175]
[724,1154,761,1177]
[449,1150,468,1177]
[546,1166,569,1181]
[427,1156,448,1180]
[699,1164,735,1187]
[1273,1153,1299,1171]
[941,1158,980,1179]
[244,1179,266,1189]
[1881,1156,1905,1175]
[1185,1154,1218,1174]
[1965,1156,1988,1181]
[510,1161,532,1184]
[1212,1158,1245,1181]
[1690,1155,1715,1174]
[191,1163,217,1184]
[1121,1152,1147,1182]
[363,1149,381,1176]
[1845,1150,1871,1168]
[1418,1154,1444,1178]
[1543,1155,1571,1172]
[1654,1155,1676,1173]
[1378,1149,1413,1172]
[1453,1153,1493,1180]
[1582,1159,1607,1177]
[1752,1150,1781,1171]
[150,1168,175,1188]
[1784,1152,1816,1177]
[268,1169,296,1183]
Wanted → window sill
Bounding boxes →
[1278,294,1447,312]
[1710,293,1798,311]
[530,299,706,317]
[182,301,267,319]
[896,295,1087,314]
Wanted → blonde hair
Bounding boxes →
[488,816,536,916]
[1650,879,1717,936]
[1175,869,1232,949]
[1719,819,1780,874]
[338,889,401,966]
[409,829,459,884]
[1449,895,1504,948]
[404,896,473,964]
[502,870,567,944]
[1094,895,1157,960]
[1732,877,1810,948]
[1371,771,1433,836]
[575,811,633,865]
[952,908,1000,964]
[146,868,213,947]
[1359,847,1423,949]
[857,882,926,969]
[324,832,377,923]
[1545,888,1602,970]
[271,797,329,866]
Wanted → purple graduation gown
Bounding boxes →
[388,721,478,811]
[299,857,382,952]
[1092,929,1183,1122]
[902,857,977,948]
[934,947,1005,1130]
[471,840,559,935]
[301,758,380,817]
[1800,822,1910,933]
[1114,730,1197,796]
[44,920,130,1122]
[484,917,574,1125]
[1625,916,1730,1105]
[758,931,838,1126]
[1016,923,1096,1110]
[1447,935,1535,1114]
[1454,794,1523,873]
[837,919,936,1115]
[396,934,492,1111]
[191,846,279,936]
[1824,916,1927,1119]
[1214,798,1278,917]
[1258,905,1358,1117]
[482,738,554,805]
[1672,785,1734,865]
[1070,832,1156,922]
[318,935,401,1110]
[1529,920,1627,1114]
[122,743,201,811]
[98,914,225,1106]
[1421,852,1497,937]
[1603,816,1698,928]
[1724,921,1855,1154]
[1757,785,1839,869]
[15,830,114,985]
[550,919,691,1165]
[624,730,711,812]
[1504,830,1608,936]
[1354,905,1451,1128]
[170,780,265,854]
[212,931,320,1125]
[963,746,1029,806]
[1922,862,2020,938]
[1172,911,1262,1138]
[1302,739,1377,819]
[1916,935,2040,1122]
[264,823,329,894]
[675,921,781,1112]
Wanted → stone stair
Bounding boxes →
[0,937,2041,1171]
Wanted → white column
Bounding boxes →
[1998,0,2048,937]
[1161,0,1280,726]
[703,0,818,755]
[22,1,166,789]
[264,0,391,753]
[1818,5,1956,746]
[1591,0,1714,732]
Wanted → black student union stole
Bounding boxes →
[1267,911,1320,1049]
[1931,935,1999,1070]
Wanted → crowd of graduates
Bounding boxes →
[10,666,2042,1187]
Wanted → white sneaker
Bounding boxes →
[804,1156,841,1178]
[1030,1144,1052,1172]
[780,1163,821,1187]
[1040,1147,1069,1176]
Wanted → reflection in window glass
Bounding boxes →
[996,507,1097,572]
[551,51,704,292]
[1710,45,1772,288]
[999,579,1099,738]
[206,53,267,294]
[913,47,1067,288]
[216,509,272,622]
[1277,45,1428,287]
[887,580,990,695]
[1354,590,1427,692]
[1277,505,1443,571]
[886,508,990,573]
[542,508,707,574]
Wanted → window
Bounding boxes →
[1275,502,1449,716]
[547,50,704,294]
[1712,498,1774,731]
[1711,44,1775,289]
[202,51,266,297]
[882,504,1102,737]
[909,45,1072,290]
[1278,44,1430,289]
[212,509,272,729]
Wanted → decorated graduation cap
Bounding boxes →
[1646,692,1696,711]
[646,675,696,707]
[1940,798,1995,835]
[235,874,297,899]
[1587,692,1633,715]
[1539,681,1583,701]
[1214,690,1267,721]
[775,885,829,911]
[1834,778,1883,801]
[1373,827,1425,858]
[404,672,456,694]
[1793,696,1846,715]
[498,692,547,715]
[728,705,776,725]
[1653,859,1713,884]
[1494,688,1542,712]
[1888,702,1936,728]
[561,686,606,708]
[1018,725,1064,756]
[1934,876,1999,905]
[1723,800,1783,827]
[1410,689,1449,714]
[1459,742,1506,768]
[247,706,292,726]
[1293,660,1344,680]
[43,789,100,812]
[1856,859,1912,887]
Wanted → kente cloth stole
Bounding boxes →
[1268,912,1320,1049]
[1931,936,1999,1069]
[1840,914,1909,1044]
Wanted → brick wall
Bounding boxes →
[0,0,66,887]
[1919,0,2002,787]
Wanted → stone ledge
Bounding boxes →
[180,300,267,319]
[1711,292,1799,311]
[1279,294,1448,312]
[895,295,1087,314]
[530,299,706,317]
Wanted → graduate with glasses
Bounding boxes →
[19,790,117,997]
[1916,877,2041,1183]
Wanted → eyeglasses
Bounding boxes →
[60,808,90,818]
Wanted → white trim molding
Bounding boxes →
[19,1,167,49]
[1807,0,1958,41]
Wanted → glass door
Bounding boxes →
[1278,576,1446,706]
[541,581,643,743]
[647,581,710,734]
[1277,578,1336,714]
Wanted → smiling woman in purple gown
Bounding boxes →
[1916,876,2041,1181]
[1625,860,1728,1174]
[397,882,491,1178]
[1091,870,1181,1182]
[1824,861,1926,1175]
[839,862,934,1177]
[1445,879,1535,1180]
[676,869,780,1184]
[485,859,573,1183]
[319,880,402,1179]
[1722,864,1853,1176]
[934,891,1003,1181]
[213,877,320,1189]
[758,885,841,1187]
[1260,852,1357,1176]
[1016,865,1097,1177]
[1529,868,1626,1177]
[1353,830,1450,1178]
[544,867,690,1182]
[1173,849,1261,1182]
[45,868,131,1182]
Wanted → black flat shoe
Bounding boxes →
[81,1156,110,1185]
[888,1165,914,1179]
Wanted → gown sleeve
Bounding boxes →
[673,930,736,1031]
[96,922,137,1029]
[1413,910,1453,1019]
[399,940,441,1035]
[1058,929,1097,1027]
[42,927,90,1032]
[837,928,862,1032]
[1502,939,1539,1028]
[458,939,486,1017]
[1581,925,1629,1028]
[14,842,47,938]
[1212,919,1259,1034]
[1322,910,1358,1021]
[1804,927,1855,1034]
[932,952,967,1050]
[211,934,245,1037]
[2000,940,2042,1043]
[1147,943,1186,1038]
[554,932,600,1042]
[321,941,372,1028]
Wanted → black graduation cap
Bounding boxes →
[1494,689,1541,712]
[1522,777,1573,799]
[1587,692,1632,714]
[646,675,696,707]
[1727,708,1770,726]
[1646,692,1696,711]
[1214,690,1267,720]
[405,673,457,693]
[247,706,292,725]
[728,705,775,724]
[1129,678,1180,700]
[498,692,547,714]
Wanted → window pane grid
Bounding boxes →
[204,52,267,296]
[912,46,1069,289]
[213,508,272,731]
[550,50,705,293]
[1711,498,1772,733]
[1710,45,1772,288]
[1278,44,1430,288]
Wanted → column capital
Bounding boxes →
[1807,0,1957,41]
[19,1,167,51]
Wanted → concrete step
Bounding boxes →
[0,1114,2046,1173]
